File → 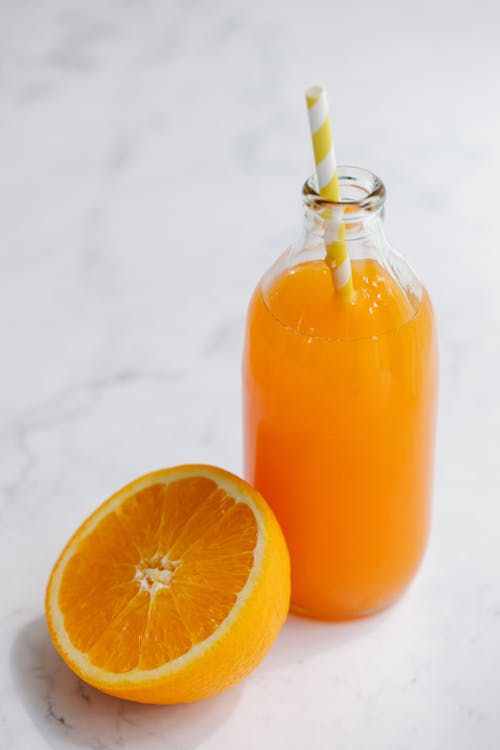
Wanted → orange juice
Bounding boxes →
[243,257,438,619]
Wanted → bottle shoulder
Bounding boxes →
[250,254,429,342]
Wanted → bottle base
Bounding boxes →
[290,590,406,622]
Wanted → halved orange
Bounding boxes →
[45,465,290,703]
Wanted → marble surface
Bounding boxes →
[2,0,500,748]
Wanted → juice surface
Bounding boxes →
[243,259,438,619]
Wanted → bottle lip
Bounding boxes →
[302,165,386,214]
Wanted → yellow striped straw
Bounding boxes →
[305,85,354,301]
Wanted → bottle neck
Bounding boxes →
[301,166,387,262]
[303,203,385,249]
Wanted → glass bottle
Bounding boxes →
[242,166,438,620]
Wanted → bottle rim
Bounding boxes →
[302,166,386,215]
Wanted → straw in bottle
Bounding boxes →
[305,86,354,301]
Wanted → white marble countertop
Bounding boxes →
[2,1,500,748]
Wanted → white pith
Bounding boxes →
[135,553,181,594]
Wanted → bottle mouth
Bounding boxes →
[302,166,385,215]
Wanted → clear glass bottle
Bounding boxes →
[242,167,438,620]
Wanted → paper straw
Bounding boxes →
[305,86,354,301]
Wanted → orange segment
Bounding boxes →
[46,465,290,704]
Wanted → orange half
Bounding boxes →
[45,465,290,703]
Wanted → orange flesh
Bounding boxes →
[58,477,258,672]
[243,259,438,619]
